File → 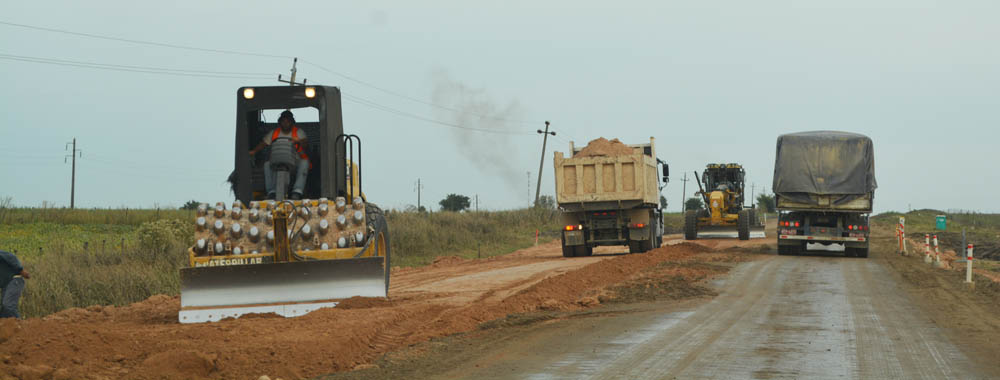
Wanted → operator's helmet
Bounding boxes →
[716,183,730,191]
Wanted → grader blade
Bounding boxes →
[178,257,386,323]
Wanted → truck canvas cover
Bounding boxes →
[773,131,876,205]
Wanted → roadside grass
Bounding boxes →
[662,213,684,234]
[3,207,561,317]
[386,208,562,267]
[872,209,1000,262]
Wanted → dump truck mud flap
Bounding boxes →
[179,257,386,323]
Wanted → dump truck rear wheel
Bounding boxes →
[684,210,698,240]
[576,245,593,257]
[628,241,643,254]
[849,245,869,258]
[737,209,750,240]
[561,235,575,257]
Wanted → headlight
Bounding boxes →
[304,86,316,98]
[243,88,255,99]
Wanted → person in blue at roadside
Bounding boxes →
[0,250,30,319]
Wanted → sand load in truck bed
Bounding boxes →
[573,137,635,158]
[555,137,658,208]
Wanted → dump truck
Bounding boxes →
[773,131,876,258]
[684,163,762,241]
[178,85,390,323]
[553,137,669,257]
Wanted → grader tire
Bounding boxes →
[738,209,751,241]
[684,210,698,240]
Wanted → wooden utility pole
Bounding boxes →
[65,138,81,209]
[534,121,555,207]
[680,172,689,212]
[414,178,423,211]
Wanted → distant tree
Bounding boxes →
[403,205,428,213]
[685,197,704,211]
[439,194,471,212]
[536,195,556,210]
[660,195,668,210]
[756,194,776,213]
[180,200,201,210]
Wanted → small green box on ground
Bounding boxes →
[936,215,947,230]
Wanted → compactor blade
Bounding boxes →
[178,257,386,323]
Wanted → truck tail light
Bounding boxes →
[794,221,800,227]
[629,223,646,228]
[565,225,583,231]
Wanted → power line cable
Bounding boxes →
[0,53,272,79]
[0,20,540,126]
[0,20,291,59]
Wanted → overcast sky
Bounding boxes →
[1,1,997,213]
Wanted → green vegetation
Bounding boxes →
[873,209,1000,261]
[685,197,704,211]
[438,194,471,212]
[1,206,561,317]
[755,194,775,213]
[387,208,562,267]
[662,212,685,234]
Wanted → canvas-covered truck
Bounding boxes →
[773,131,876,258]
[553,137,669,257]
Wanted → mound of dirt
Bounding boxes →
[573,137,634,158]
[0,238,753,380]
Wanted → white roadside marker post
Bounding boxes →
[933,235,943,268]
[901,218,907,255]
[924,234,932,264]
[965,244,974,289]
[897,217,907,255]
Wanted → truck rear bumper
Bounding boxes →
[779,235,866,242]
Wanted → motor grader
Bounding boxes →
[178,85,390,323]
[684,163,760,241]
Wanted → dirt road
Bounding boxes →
[0,239,750,380]
[355,234,1000,379]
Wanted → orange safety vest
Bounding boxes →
[272,127,311,169]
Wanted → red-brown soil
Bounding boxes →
[0,239,764,380]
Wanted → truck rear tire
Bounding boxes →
[848,245,869,258]
[576,245,593,257]
[628,241,643,254]
[684,210,698,240]
[561,234,575,257]
[737,210,750,241]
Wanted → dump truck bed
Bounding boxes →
[553,137,659,210]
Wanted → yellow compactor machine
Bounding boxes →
[178,85,389,323]
[684,163,762,241]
